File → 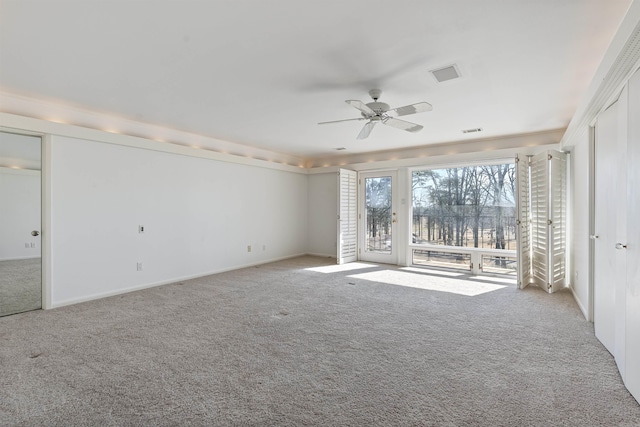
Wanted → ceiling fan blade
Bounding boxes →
[382,117,423,133]
[357,121,376,139]
[346,100,375,116]
[318,117,366,125]
[386,102,433,118]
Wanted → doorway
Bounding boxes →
[359,171,398,264]
[0,131,42,316]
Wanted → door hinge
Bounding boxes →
[548,154,553,160]
[515,156,520,163]
[516,219,521,225]
[470,262,473,270]
[547,219,553,225]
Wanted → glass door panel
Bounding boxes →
[360,171,397,264]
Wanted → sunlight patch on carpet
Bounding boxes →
[306,263,378,274]
[348,270,507,296]
[400,266,468,278]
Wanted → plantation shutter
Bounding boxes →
[548,152,567,292]
[337,169,358,264]
[529,150,567,293]
[516,155,532,289]
[530,152,549,290]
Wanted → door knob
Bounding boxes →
[589,235,599,239]
[615,243,627,250]
[31,230,40,237]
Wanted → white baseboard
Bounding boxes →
[569,284,590,321]
[50,252,308,309]
[0,255,42,262]
[305,252,335,259]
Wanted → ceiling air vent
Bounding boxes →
[430,64,461,83]
[462,128,483,134]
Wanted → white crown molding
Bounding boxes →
[306,128,563,173]
[0,92,307,171]
[561,1,640,149]
[1,91,563,175]
[0,112,308,174]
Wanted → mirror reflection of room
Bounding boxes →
[0,131,42,317]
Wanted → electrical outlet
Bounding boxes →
[138,225,145,234]
[30,242,36,248]
[137,262,143,271]
[247,245,252,253]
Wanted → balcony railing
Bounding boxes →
[410,243,517,276]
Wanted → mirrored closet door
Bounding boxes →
[0,131,42,316]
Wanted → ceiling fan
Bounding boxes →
[318,89,433,139]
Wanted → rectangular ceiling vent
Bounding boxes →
[430,64,461,83]
[462,127,483,134]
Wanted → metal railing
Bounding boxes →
[410,243,517,276]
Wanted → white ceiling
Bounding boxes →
[0,0,632,161]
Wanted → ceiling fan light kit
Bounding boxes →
[319,89,433,140]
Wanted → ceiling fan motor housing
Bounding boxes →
[365,102,390,116]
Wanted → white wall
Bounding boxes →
[49,135,308,307]
[0,167,41,260]
[568,128,591,319]
[307,172,337,257]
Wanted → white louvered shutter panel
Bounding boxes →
[516,155,532,289]
[548,151,567,292]
[530,152,549,289]
[337,169,358,264]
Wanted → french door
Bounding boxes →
[359,171,397,264]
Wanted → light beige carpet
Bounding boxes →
[0,256,638,426]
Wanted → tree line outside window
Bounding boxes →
[412,163,517,251]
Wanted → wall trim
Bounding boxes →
[561,1,640,149]
[0,113,308,174]
[306,252,336,259]
[0,256,41,261]
[307,130,562,173]
[49,253,308,309]
[570,284,589,321]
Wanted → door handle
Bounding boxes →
[589,235,599,240]
[31,230,40,237]
[615,243,627,250]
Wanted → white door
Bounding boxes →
[593,98,627,359]
[624,68,640,403]
[359,171,398,264]
[337,169,358,264]
[0,132,42,316]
